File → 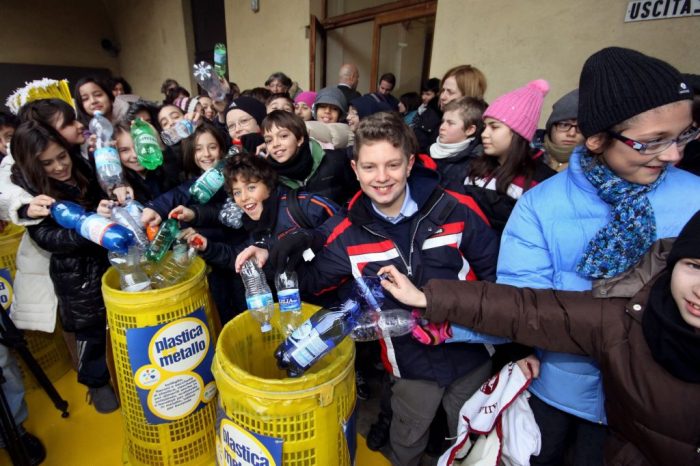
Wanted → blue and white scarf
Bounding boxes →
[577,152,667,279]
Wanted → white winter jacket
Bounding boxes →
[0,154,57,332]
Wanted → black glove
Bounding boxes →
[270,229,312,275]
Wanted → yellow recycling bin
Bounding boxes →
[102,257,219,466]
[0,224,71,389]
[212,304,357,466]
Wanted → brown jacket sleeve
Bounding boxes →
[423,279,628,359]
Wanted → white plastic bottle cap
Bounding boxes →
[302,248,315,262]
[261,322,272,332]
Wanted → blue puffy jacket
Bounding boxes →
[497,147,700,424]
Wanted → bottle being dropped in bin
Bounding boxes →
[108,246,151,292]
[131,118,163,169]
[240,259,274,333]
[276,270,303,335]
[193,61,227,101]
[90,111,125,194]
[111,201,148,250]
[274,298,362,377]
[150,239,199,289]
[190,139,243,204]
[160,119,200,146]
[51,201,134,254]
[349,309,417,342]
[145,213,180,262]
[274,276,385,377]
[213,43,227,79]
[218,198,244,228]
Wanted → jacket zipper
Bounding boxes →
[361,192,445,279]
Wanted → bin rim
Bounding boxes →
[214,310,356,394]
[212,346,354,399]
[101,256,207,304]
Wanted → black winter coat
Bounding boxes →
[17,165,110,332]
[411,98,442,154]
[432,139,483,192]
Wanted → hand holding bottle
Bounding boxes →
[377,265,427,308]
[27,195,56,219]
[188,234,208,252]
[141,208,162,228]
[235,245,269,273]
[169,205,196,222]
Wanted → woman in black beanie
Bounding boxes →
[378,209,700,465]
[485,47,700,465]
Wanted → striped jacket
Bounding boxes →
[300,166,500,386]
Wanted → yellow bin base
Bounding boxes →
[213,304,356,466]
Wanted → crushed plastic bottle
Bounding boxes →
[189,139,243,204]
[160,119,200,146]
[349,309,417,342]
[111,200,148,250]
[273,276,386,377]
[90,111,125,194]
[218,198,244,229]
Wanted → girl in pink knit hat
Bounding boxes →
[293,91,316,121]
[464,79,556,232]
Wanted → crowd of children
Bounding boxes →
[0,45,699,466]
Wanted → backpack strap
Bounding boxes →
[286,188,315,229]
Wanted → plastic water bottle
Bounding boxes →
[51,201,135,254]
[274,298,362,377]
[131,118,163,170]
[189,139,243,204]
[150,239,200,289]
[218,198,244,228]
[189,161,225,204]
[193,61,227,101]
[160,119,199,146]
[349,309,417,342]
[90,111,125,194]
[108,246,151,292]
[145,213,180,262]
[111,202,148,250]
[240,259,274,333]
[214,43,227,79]
[273,276,386,377]
[276,270,303,336]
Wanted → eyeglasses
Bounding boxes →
[607,126,700,155]
[227,116,254,131]
[554,121,580,133]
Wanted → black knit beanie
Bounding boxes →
[225,96,266,126]
[667,210,700,270]
[578,47,693,138]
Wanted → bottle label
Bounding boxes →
[79,215,115,245]
[246,292,273,310]
[201,169,225,190]
[94,147,121,171]
[289,326,328,368]
[277,289,301,312]
[135,133,160,149]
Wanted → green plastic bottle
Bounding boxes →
[214,43,227,79]
[131,118,163,170]
[145,213,180,262]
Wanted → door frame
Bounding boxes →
[309,1,437,91]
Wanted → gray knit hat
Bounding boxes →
[545,89,579,136]
[578,47,692,138]
[312,86,348,120]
